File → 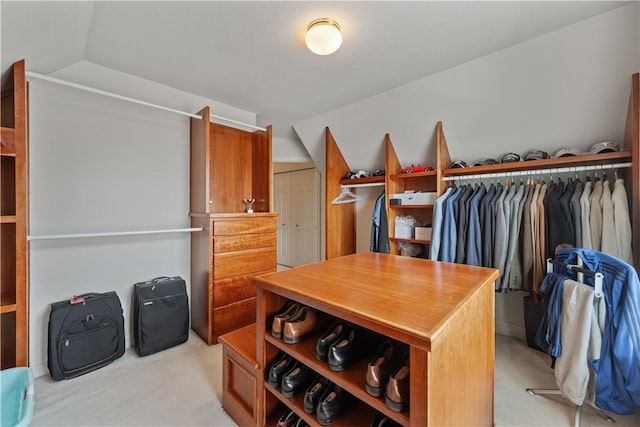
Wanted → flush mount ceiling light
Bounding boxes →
[305,18,342,55]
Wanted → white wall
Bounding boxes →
[27,61,259,377]
[294,4,640,340]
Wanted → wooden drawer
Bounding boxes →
[213,272,270,308]
[213,232,276,253]
[211,217,277,236]
[212,247,276,280]
[212,297,256,341]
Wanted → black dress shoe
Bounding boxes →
[281,362,314,398]
[328,326,378,371]
[315,321,344,362]
[268,353,296,388]
[293,418,309,427]
[316,383,350,425]
[303,375,329,414]
[276,409,299,427]
[369,412,401,427]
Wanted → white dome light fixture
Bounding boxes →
[305,18,342,55]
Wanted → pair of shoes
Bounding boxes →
[365,341,399,397]
[281,362,315,398]
[276,409,298,427]
[303,375,329,414]
[327,326,378,371]
[384,352,410,412]
[315,320,344,361]
[315,383,350,425]
[283,306,324,344]
[268,353,296,388]
[272,302,300,339]
[369,412,401,427]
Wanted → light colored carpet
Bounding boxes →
[30,332,639,426]
[30,332,236,427]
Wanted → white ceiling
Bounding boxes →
[1,1,630,139]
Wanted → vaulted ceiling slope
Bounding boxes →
[1,1,630,137]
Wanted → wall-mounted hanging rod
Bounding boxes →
[25,71,266,132]
[209,113,266,132]
[28,227,203,241]
[341,182,386,189]
[443,162,632,182]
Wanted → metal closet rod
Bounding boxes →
[25,71,267,132]
[28,227,203,241]
[443,162,633,182]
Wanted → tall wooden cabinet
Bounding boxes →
[190,107,277,344]
[254,253,498,427]
[1,60,29,369]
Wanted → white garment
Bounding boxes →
[580,181,593,249]
[600,180,618,258]
[555,279,599,406]
[612,178,633,264]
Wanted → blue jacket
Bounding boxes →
[554,248,640,415]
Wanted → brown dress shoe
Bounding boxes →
[365,341,395,397]
[283,306,321,344]
[384,352,409,412]
[272,302,300,339]
[276,409,299,427]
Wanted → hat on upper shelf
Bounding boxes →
[449,160,468,169]
[474,158,498,166]
[553,147,582,158]
[500,153,521,163]
[590,141,620,154]
[524,150,550,161]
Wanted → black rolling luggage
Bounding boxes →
[48,291,125,381]
[133,276,189,356]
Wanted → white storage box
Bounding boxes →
[391,192,438,205]
[414,227,432,241]
[395,225,414,239]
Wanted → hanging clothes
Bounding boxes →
[370,191,389,254]
[580,179,593,249]
[612,178,633,264]
[570,179,583,248]
[589,179,604,251]
[464,183,487,266]
[429,186,453,261]
[600,179,618,258]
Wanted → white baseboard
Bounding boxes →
[496,319,526,341]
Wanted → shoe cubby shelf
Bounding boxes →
[264,332,410,426]
[255,252,498,427]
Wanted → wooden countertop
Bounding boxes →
[253,252,498,351]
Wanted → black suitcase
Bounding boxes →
[133,276,189,356]
[48,291,125,381]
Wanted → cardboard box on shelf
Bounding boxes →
[414,227,432,241]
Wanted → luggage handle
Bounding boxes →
[69,292,110,305]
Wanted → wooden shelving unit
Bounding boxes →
[385,134,437,256]
[0,60,29,370]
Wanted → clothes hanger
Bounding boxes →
[332,186,361,205]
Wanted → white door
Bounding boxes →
[273,168,320,267]
[274,173,293,267]
[291,169,320,266]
